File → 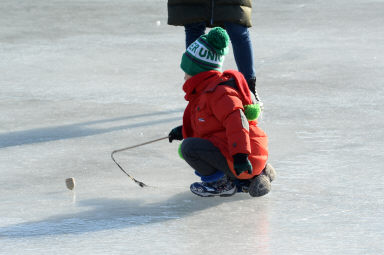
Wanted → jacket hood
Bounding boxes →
[183,70,222,101]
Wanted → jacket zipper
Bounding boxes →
[210,0,214,25]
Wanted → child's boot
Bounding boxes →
[238,164,275,196]
[190,174,236,197]
[248,163,276,197]
[248,174,271,197]
[263,163,276,182]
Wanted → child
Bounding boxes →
[169,27,275,197]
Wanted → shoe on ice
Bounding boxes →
[235,179,251,193]
[248,174,271,197]
[237,163,276,195]
[263,163,276,182]
[190,176,236,197]
[247,77,263,108]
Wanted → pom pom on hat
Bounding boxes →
[206,27,229,55]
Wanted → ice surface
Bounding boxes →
[0,0,383,254]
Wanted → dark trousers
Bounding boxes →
[180,137,233,178]
[184,22,256,81]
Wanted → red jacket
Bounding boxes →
[182,70,268,179]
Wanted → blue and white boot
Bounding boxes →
[190,171,236,197]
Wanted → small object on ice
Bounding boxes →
[156,20,161,26]
[65,177,75,190]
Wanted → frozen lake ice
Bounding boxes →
[0,0,383,254]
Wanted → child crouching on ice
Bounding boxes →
[169,27,275,197]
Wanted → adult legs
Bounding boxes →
[184,22,206,48]
[224,22,256,81]
[224,22,261,100]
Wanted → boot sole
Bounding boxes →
[190,187,237,197]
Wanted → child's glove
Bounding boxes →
[233,153,253,175]
[168,125,183,143]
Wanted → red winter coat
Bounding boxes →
[182,70,268,179]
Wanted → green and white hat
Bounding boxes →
[181,27,229,76]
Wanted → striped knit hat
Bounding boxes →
[180,27,229,76]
